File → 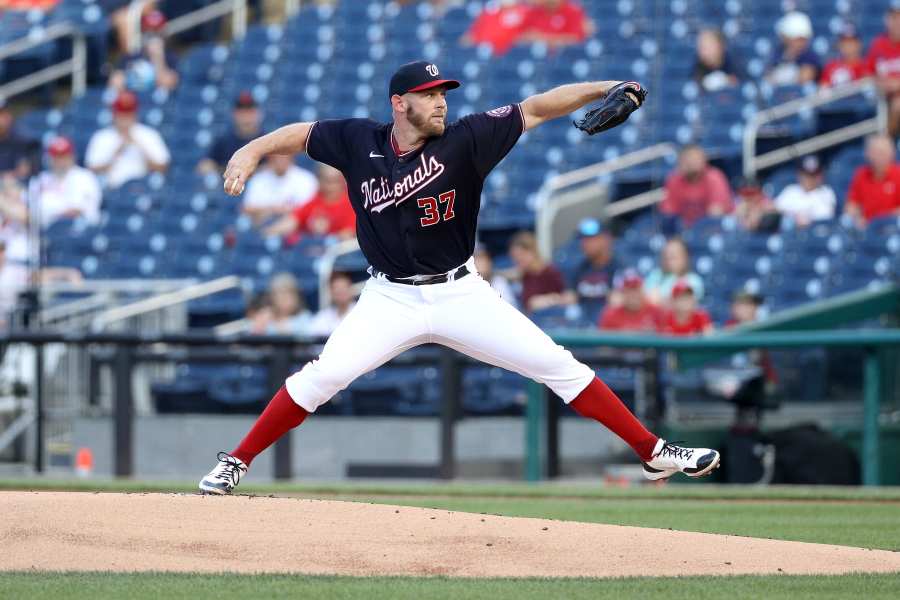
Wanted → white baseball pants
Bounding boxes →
[285,260,596,412]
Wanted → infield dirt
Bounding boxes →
[2,492,899,577]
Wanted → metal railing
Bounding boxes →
[742,78,888,178]
[535,143,677,258]
[127,0,248,53]
[317,238,362,308]
[0,22,86,101]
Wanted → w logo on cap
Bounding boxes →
[425,64,439,77]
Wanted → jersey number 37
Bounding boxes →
[417,190,456,227]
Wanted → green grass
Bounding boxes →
[2,480,899,598]
[1,572,899,600]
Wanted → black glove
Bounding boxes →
[574,81,647,135]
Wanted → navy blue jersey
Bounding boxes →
[306,104,525,277]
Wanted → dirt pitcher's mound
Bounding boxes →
[1,492,898,577]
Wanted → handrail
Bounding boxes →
[0,23,86,101]
[318,237,361,308]
[90,275,241,330]
[743,78,888,177]
[128,0,248,54]
[535,142,676,258]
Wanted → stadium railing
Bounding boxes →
[742,77,888,178]
[126,0,249,54]
[0,22,86,101]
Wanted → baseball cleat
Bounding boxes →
[199,452,247,495]
[641,439,720,481]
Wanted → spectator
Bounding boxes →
[659,145,733,227]
[474,245,518,308]
[461,1,530,55]
[569,218,617,319]
[107,0,157,53]
[727,290,764,327]
[659,280,713,336]
[774,156,837,227]
[643,237,705,305]
[265,273,313,336]
[0,175,28,264]
[242,154,318,225]
[518,0,593,50]
[264,164,353,241]
[820,24,869,88]
[0,100,40,179]
[33,137,102,228]
[509,230,574,313]
[766,11,820,87]
[308,272,357,337]
[692,28,740,92]
[245,292,273,335]
[846,134,900,226]
[734,176,779,232]
[0,239,27,331]
[108,10,179,94]
[867,2,900,136]
[598,270,662,332]
[85,91,170,188]
[198,91,262,175]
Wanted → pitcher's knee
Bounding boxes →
[285,359,357,413]
[539,361,595,403]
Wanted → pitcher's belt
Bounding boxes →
[371,265,470,286]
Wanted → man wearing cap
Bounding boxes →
[660,281,713,336]
[598,270,661,332]
[774,155,837,227]
[241,154,318,226]
[200,61,720,494]
[198,91,263,175]
[820,24,869,88]
[846,133,900,226]
[0,101,40,180]
[867,2,900,136]
[33,137,101,228]
[766,11,821,87]
[108,9,179,94]
[85,91,170,188]
[571,217,618,321]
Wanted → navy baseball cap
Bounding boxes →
[389,61,460,98]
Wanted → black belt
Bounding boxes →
[376,265,470,286]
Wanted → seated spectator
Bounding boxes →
[85,91,170,188]
[308,272,357,337]
[0,239,27,331]
[245,292,273,335]
[598,270,662,332]
[264,165,353,241]
[461,1,530,55]
[774,156,837,227]
[644,237,705,305]
[265,273,313,336]
[766,11,820,86]
[242,154,318,225]
[509,231,574,314]
[569,218,618,319]
[693,28,740,92]
[107,0,157,53]
[659,145,733,227]
[108,10,179,94]
[33,137,102,228]
[518,0,593,50]
[820,24,869,88]
[0,100,40,179]
[659,280,713,336]
[734,176,778,232]
[198,91,262,175]
[727,290,764,327]
[474,245,518,308]
[867,3,900,136]
[846,134,900,226]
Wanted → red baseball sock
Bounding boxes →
[569,377,658,461]
[231,385,308,466]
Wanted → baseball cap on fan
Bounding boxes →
[112,90,139,113]
[47,136,74,157]
[388,61,460,98]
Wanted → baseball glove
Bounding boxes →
[574,81,647,135]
